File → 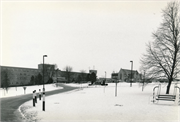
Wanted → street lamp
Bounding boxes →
[104,71,107,93]
[130,61,133,87]
[56,68,59,86]
[43,55,47,91]
[105,71,106,84]
[43,55,47,111]
[56,68,59,83]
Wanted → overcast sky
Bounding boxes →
[1,0,171,78]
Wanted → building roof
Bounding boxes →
[120,68,139,74]
[0,65,38,70]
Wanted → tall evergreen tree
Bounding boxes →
[1,70,10,93]
[30,75,35,85]
[90,72,96,84]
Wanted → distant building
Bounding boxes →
[89,70,97,74]
[98,77,105,83]
[52,76,67,83]
[118,68,142,82]
[111,73,119,82]
[0,66,41,86]
[0,64,90,86]
[111,73,118,80]
[38,64,55,71]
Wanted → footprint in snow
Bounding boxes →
[115,104,123,106]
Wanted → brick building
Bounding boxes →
[0,64,90,86]
[1,66,41,86]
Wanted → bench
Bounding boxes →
[152,84,180,104]
[156,95,176,101]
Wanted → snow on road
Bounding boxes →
[20,83,180,122]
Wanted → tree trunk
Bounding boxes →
[166,79,172,94]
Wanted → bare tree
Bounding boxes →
[30,75,35,85]
[63,66,73,82]
[54,64,58,70]
[90,72,96,85]
[140,1,180,94]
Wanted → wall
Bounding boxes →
[1,66,40,86]
[1,65,90,86]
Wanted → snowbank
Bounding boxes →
[0,83,63,98]
[20,82,180,122]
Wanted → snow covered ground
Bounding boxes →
[0,83,63,98]
[20,82,180,122]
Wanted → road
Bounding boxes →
[0,84,77,122]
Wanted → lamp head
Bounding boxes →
[43,55,47,57]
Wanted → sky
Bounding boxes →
[1,0,171,78]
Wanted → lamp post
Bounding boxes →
[43,55,47,111]
[43,55,47,91]
[56,68,59,87]
[56,68,59,82]
[130,61,133,87]
[103,71,106,93]
[115,79,118,97]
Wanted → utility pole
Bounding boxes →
[42,55,47,111]
[130,61,133,87]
